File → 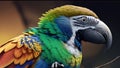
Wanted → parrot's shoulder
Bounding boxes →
[19,33,42,51]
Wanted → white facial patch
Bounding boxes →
[64,34,82,57]
[69,15,97,34]
[64,15,99,57]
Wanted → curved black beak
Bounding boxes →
[76,19,112,49]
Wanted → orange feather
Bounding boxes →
[0,33,41,68]
[0,48,14,68]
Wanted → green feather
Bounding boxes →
[39,33,72,65]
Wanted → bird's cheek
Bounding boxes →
[81,41,104,59]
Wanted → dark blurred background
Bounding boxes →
[0,1,120,68]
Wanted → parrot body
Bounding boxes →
[0,19,82,68]
[25,17,82,68]
[0,5,112,68]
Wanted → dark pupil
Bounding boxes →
[82,18,85,21]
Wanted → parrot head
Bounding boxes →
[70,15,112,49]
[38,5,112,58]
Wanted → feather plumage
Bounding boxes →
[0,5,99,68]
[0,33,41,68]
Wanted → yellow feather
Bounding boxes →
[22,47,26,54]
[39,5,98,23]
[17,40,23,48]
[20,54,27,65]
[0,42,16,53]
[24,43,29,49]
[71,56,75,67]
[14,48,22,58]
[4,43,16,52]
[27,53,33,61]
[12,35,24,48]
[14,59,20,64]
[33,42,41,51]
[12,35,23,42]
[33,52,40,58]
[0,48,4,53]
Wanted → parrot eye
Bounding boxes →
[82,18,86,21]
[80,17,86,22]
[76,16,87,23]
[71,15,99,27]
[71,16,88,27]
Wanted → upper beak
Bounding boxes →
[76,19,112,49]
[95,19,112,49]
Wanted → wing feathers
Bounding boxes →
[27,53,34,61]
[4,42,16,52]
[0,48,14,68]
[34,52,40,58]
[14,48,22,58]
[0,33,41,68]
[0,41,16,53]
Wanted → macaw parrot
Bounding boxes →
[0,5,112,68]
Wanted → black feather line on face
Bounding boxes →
[72,15,99,28]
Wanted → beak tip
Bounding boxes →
[96,19,112,49]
